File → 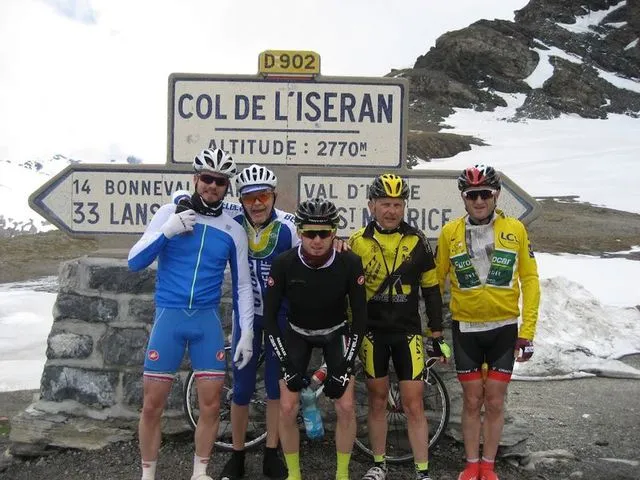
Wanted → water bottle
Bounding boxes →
[300,386,324,440]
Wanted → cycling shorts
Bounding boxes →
[283,324,349,378]
[359,330,424,381]
[144,307,226,382]
[232,313,286,404]
[451,320,517,383]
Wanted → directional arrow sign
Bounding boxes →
[29,164,538,238]
[28,165,198,235]
[297,170,539,240]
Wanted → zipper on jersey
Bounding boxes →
[188,225,207,309]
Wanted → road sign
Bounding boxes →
[29,165,196,235]
[168,73,408,167]
[258,50,320,75]
[298,171,539,240]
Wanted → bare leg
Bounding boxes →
[399,380,428,463]
[366,377,390,456]
[139,378,173,462]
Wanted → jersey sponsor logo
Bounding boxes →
[216,349,225,361]
[498,231,519,249]
[267,276,275,287]
[357,275,365,285]
[486,249,517,287]
[147,350,159,361]
[451,252,481,289]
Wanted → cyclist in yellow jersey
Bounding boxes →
[348,174,450,480]
[436,165,540,480]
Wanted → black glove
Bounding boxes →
[175,196,194,213]
[426,336,452,359]
[514,338,534,362]
[281,361,309,392]
[323,363,352,399]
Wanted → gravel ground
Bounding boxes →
[2,356,639,479]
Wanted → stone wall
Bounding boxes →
[9,256,234,452]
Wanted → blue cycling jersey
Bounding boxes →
[128,203,254,331]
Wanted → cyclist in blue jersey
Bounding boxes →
[219,164,298,480]
[128,148,254,480]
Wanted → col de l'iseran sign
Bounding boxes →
[29,50,539,241]
[168,73,406,167]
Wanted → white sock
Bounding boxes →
[193,454,209,477]
[141,460,157,480]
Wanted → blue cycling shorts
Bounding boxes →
[144,307,226,382]
[231,314,285,404]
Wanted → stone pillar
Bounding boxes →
[9,256,233,453]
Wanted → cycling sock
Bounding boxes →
[336,451,351,480]
[373,454,386,465]
[415,460,429,472]
[284,452,302,480]
[192,455,209,477]
[480,457,495,470]
[141,459,157,480]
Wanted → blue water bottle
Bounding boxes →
[300,386,324,440]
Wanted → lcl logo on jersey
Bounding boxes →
[148,350,160,361]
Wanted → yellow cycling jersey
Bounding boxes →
[349,221,439,334]
[435,210,540,340]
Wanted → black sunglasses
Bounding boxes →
[463,189,495,201]
[199,174,228,186]
[299,229,335,239]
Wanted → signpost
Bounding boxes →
[29,49,539,242]
[168,74,407,167]
[298,172,537,239]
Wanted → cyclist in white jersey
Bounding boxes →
[128,148,254,480]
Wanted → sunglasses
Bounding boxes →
[240,191,274,205]
[299,229,335,239]
[198,174,228,186]
[463,189,496,201]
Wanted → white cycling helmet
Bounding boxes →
[193,148,237,178]
[236,164,278,195]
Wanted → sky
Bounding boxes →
[0,0,529,165]
[1,0,640,390]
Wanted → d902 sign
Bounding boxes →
[259,50,320,75]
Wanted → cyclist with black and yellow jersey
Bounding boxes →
[348,174,449,480]
[436,165,540,480]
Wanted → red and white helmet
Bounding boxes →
[457,164,501,191]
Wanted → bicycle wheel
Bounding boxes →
[353,364,450,464]
[183,346,268,450]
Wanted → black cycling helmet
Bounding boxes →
[294,198,340,228]
[457,164,501,191]
[368,174,409,200]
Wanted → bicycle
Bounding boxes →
[183,346,450,463]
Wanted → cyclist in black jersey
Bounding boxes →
[264,198,368,480]
[348,174,450,480]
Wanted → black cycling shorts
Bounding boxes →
[452,321,517,383]
[283,324,348,377]
[359,330,424,381]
